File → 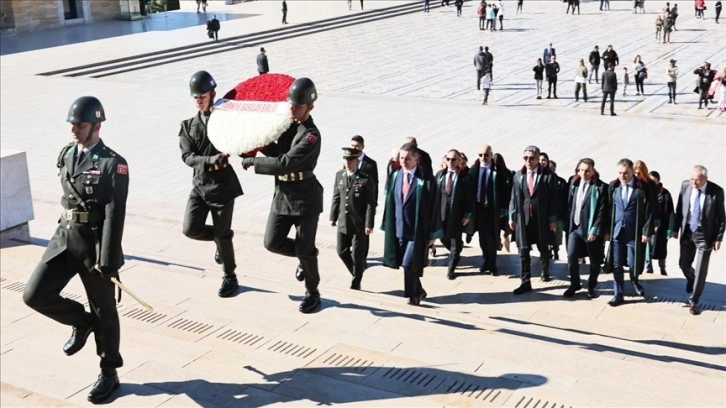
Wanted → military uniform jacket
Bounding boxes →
[41,140,129,272]
[255,116,323,216]
[329,169,376,235]
[179,112,243,207]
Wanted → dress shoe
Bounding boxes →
[660,269,667,276]
[513,282,532,295]
[633,283,645,297]
[610,113,617,116]
[563,284,582,298]
[214,249,223,265]
[299,291,321,313]
[414,289,428,305]
[491,268,499,277]
[608,295,624,307]
[587,287,599,298]
[554,95,559,99]
[350,278,361,290]
[87,370,120,404]
[541,274,551,282]
[218,274,238,298]
[295,263,305,281]
[447,272,456,280]
[686,277,694,293]
[64,324,94,356]
[688,301,700,315]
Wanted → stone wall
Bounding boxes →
[91,0,122,21]
[8,0,61,32]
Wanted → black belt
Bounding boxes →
[62,209,101,224]
[277,171,314,182]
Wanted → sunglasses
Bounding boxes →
[445,157,458,161]
[479,153,491,157]
[523,156,537,161]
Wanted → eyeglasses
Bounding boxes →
[479,153,491,157]
[523,156,537,161]
[445,157,458,161]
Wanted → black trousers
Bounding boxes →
[667,81,676,100]
[264,212,320,293]
[183,192,236,275]
[567,230,603,289]
[520,221,551,282]
[601,91,615,114]
[575,83,588,100]
[24,254,123,370]
[679,228,712,303]
[476,69,485,90]
[337,231,368,280]
[282,10,287,23]
[635,75,644,94]
[589,64,600,83]
[475,205,499,272]
[441,235,462,275]
[548,78,557,96]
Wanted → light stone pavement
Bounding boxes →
[1,0,725,406]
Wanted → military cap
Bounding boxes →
[342,147,361,160]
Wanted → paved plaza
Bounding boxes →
[1,0,725,406]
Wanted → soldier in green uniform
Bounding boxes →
[330,147,377,290]
[241,77,323,313]
[179,70,243,298]
[23,96,129,404]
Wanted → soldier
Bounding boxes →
[330,147,377,290]
[179,70,243,298]
[241,77,324,313]
[22,96,129,404]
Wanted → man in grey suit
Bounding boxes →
[474,46,486,90]
[257,47,269,75]
[601,64,617,116]
[672,165,725,315]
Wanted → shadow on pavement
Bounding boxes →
[116,365,547,407]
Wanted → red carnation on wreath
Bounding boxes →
[207,73,296,156]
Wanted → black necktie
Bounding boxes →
[75,150,85,172]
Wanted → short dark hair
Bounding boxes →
[260,47,265,52]
[400,142,418,155]
[479,46,483,51]
[577,158,595,169]
[649,170,661,180]
[485,46,489,52]
[539,152,549,160]
[351,135,365,144]
[618,158,634,168]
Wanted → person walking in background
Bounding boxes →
[477,1,485,28]
[589,45,601,84]
[600,0,610,11]
[282,0,288,24]
[655,15,663,41]
[718,67,726,111]
[474,46,486,90]
[601,64,618,115]
[694,62,715,109]
[257,47,269,75]
[543,42,556,69]
[667,59,678,103]
[672,165,725,315]
[645,171,673,276]
[546,56,560,99]
[482,71,493,105]
[663,11,674,43]
[716,0,723,23]
[574,58,589,102]
[601,44,619,69]
[455,0,464,16]
[633,55,648,96]
[533,58,544,99]
[498,0,505,29]
[207,15,220,41]
[696,0,705,18]
[517,0,523,13]
[672,3,680,29]
[622,67,630,96]
[486,4,496,31]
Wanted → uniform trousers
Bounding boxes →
[264,212,321,293]
[182,192,236,275]
[23,253,123,370]
[337,230,368,279]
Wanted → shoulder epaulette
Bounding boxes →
[56,142,74,169]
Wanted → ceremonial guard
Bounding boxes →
[241,77,324,313]
[179,70,243,298]
[23,96,129,404]
[330,147,377,290]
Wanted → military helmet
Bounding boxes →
[189,70,217,97]
[66,96,106,123]
[287,77,317,105]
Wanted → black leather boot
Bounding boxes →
[87,369,120,404]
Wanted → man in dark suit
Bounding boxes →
[330,148,377,290]
[435,149,471,279]
[605,159,653,306]
[474,46,486,90]
[509,145,559,294]
[257,47,269,75]
[543,42,556,69]
[468,144,507,276]
[564,158,610,298]
[381,143,443,305]
[672,165,725,315]
[405,136,433,179]
[351,135,378,204]
[601,63,618,116]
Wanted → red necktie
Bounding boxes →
[446,171,454,195]
[402,172,411,199]
[527,171,535,195]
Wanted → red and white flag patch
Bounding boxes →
[306,133,318,144]
[116,164,128,175]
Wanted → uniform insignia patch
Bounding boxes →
[306,133,317,144]
[117,164,128,174]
